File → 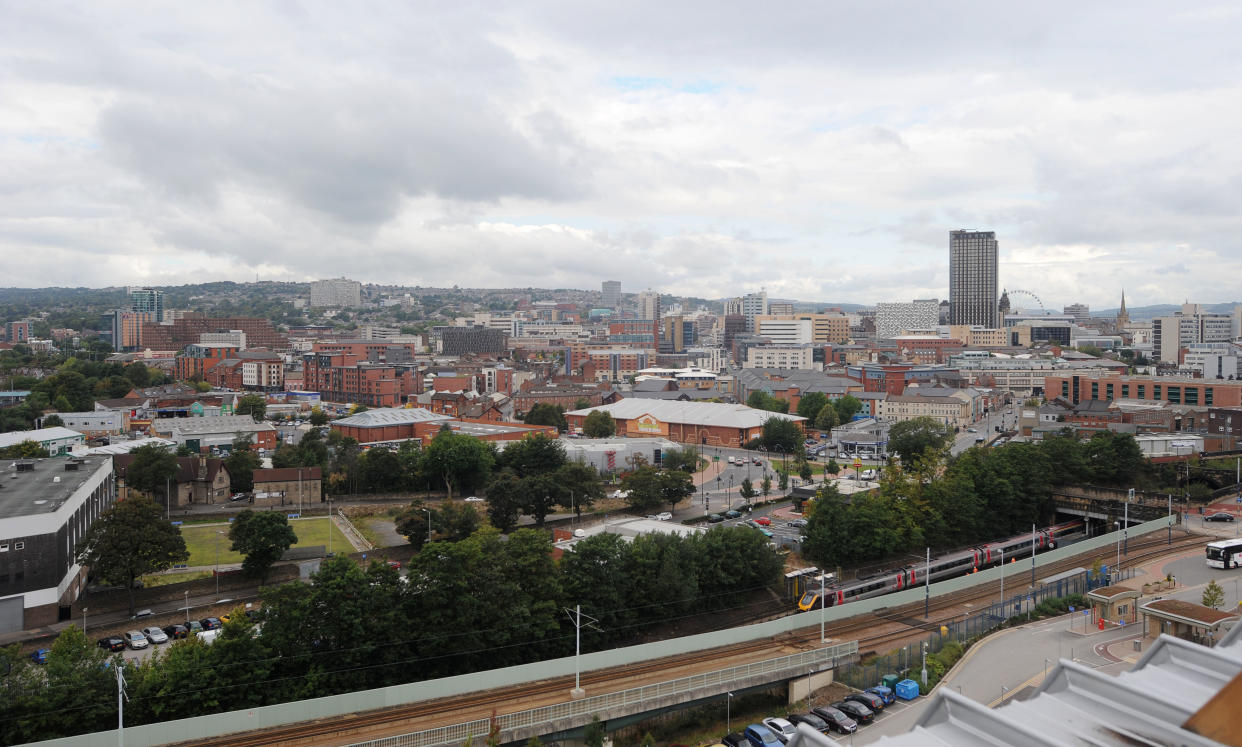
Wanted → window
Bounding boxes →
[0,544,7,552]
[1138,385,1146,398]
[1122,385,1130,398]
[1062,381,1070,397]
[1206,388,1214,406]
[1106,384,1114,399]
[1091,383,1099,399]
[13,542,23,551]
[1168,387,1181,404]
[1153,385,1161,399]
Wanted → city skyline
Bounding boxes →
[4,3,1242,307]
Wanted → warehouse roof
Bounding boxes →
[332,407,451,428]
[567,400,805,429]
[0,427,86,449]
[161,416,276,435]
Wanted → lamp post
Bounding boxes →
[184,590,189,623]
[215,530,224,601]
[82,606,88,633]
[998,547,1005,619]
[727,692,734,735]
[1124,488,1132,555]
[423,508,433,544]
[1114,521,1121,578]
[327,497,333,555]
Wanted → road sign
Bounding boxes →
[853,459,862,469]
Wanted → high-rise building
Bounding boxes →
[636,290,662,321]
[1152,303,1233,361]
[310,277,362,308]
[129,287,164,323]
[723,297,743,317]
[601,280,622,309]
[741,290,768,332]
[875,300,940,339]
[1063,303,1090,323]
[768,301,795,316]
[949,230,999,328]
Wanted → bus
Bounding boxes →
[1206,539,1242,569]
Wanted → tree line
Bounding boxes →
[801,428,1147,569]
[0,526,780,743]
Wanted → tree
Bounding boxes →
[832,394,863,423]
[224,434,261,492]
[53,394,73,413]
[573,397,591,411]
[229,510,298,585]
[796,391,828,422]
[75,496,189,614]
[1203,579,1225,609]
[800,461,813,482]
[746,390,789,413]
[309,408,329,426]
[436,500,481,542]
[583,715,607,747]
[235,394,267,422]
[814,402,839,431]
[761,416,802,453]
[739,478,756,501]
[40,413,64,428]
[660,446,699,473]
[523,403,567,432]
[420,430,495,499]
[761,475,772,498]
[582,409,617,438]
[499,433,566,477]
[887,417,955,463]
[124,444,180,508]
[554,460,605,517]
[483,471,523,533]
[395,500,436,548]
[778,471,788,491]
[0,439,50,458]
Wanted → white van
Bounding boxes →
[860,469,877,480]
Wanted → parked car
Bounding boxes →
[721,732,749,747]
[142,626,169,644]
[163,624,189,640]
[786,713,831,735]
[860,469,877,480]
[725,509,743,519]
[654,511,672,521]
[865,685,896,705]
[832,700,874,724]
[464,496,485,502]
[810,705,857,734]
[761,717,797,743]
[758,527,774,538]
[787,519,808,528]
[186,620,204,635]
[122,630,149,650]
[707,513,725,523]
[229,492,248,502]
[97,636,125,652]
[752,457,762,465]
[386,560,402,570]
[29,648,50,664]
[1206,513,1236,522]
[197,629,220,644]
[753,516,772,526]
[743,723,782,746]
[199,617,222,631]
[845,691,887,712]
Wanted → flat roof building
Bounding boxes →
[566,400,805,448]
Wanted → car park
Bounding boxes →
[786,713,831,735]
[123,630,149,650]
[845,691,886,712]
[163,624,189,640]
[743,723,782,746]
[832,700,874,724]
[1207,513,1236,522]
[809,705,857,734]
[142,626,169,644]
[200,617,222,631]
[753,516,772,526]
[761,717,797,743]
[97,636,125,652]
[865,685,896,705]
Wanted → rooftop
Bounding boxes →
[1086,584,1141,600]
[1142,598,1240,627]
[0,457,111,520]
[567,399,805,429]
[0,427,86,450]
[333,407,452,428]
[160,416,276,435]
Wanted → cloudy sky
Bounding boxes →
[4,2,1242,309]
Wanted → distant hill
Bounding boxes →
[1094,303,1241,320]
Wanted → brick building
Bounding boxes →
[1044,372,1242,408]
[330,407,556,446]
[565,400,805,447]
[175,343,241,382]
[141,316,289,351]
[113,454,232,506]
[253,467,322,507]
[302,351,420,407]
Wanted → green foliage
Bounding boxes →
[739,477,756,500]
[123,443,180,498]
[235,393,267,422]
[760,416,803,453]
[75,496,189,614]
[229,510,298,584]
[795,391,828,421]
[584,715,607,747]
[40,413,64,427]
[523,402,567,432]
[621,465,696,512]
[660,446,699,473]
[224,436,261,492]
[814,402,840,431]
[887,416,955,463]
[761,475,772,497]
[484,470,523,533]
[309,408,329,426]
[832,394,863,423]
[746,390,789,413]
[800,461,814,481]
[778,471,788,491]
[498,433,567,477]
[395,500,435,548]
[0,439,50,458]
[582,409,616,438]
[1203,579,1225,609]
[421,430,495,499]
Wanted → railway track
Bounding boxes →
[190,532,1207,747]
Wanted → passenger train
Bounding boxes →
[797,520,1083,612]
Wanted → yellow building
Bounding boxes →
[754,313,849,344]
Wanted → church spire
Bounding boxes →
[1116,289,1129,327]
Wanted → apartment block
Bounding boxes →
[1044,372,1242,408]
[310,277,362,308]
[875,300,940,339]
[302,351,420,407]
[744,344,817,370]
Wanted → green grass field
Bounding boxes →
[179,517,353,566]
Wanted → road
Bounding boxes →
[949,403,1019,455]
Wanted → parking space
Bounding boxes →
[823,696,925,744]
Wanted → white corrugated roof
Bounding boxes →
[332,407,452,427]
[0,426,86,448]
[566,400,805,429]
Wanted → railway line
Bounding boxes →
[187,531,1206,747]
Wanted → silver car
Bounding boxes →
[123,630,149,649]
[142,626,169,644]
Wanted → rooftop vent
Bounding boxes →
[53,476,61,483]
[64,462,79,471]
[15,462,34,472]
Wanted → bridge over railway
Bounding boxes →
[1052,486,1180,528]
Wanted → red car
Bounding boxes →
[753,516,772,526]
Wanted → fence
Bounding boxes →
[832,566,1133,692]
[334,507,373,551]
[346,642,859,747]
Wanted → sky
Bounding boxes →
[3,2,1242,310]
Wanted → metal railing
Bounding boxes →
[346,641,859,747]
[334,508,373,551]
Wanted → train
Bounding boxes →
[797,520,1084,611]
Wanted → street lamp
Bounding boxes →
[184,590,189,623]
[423,508,433,544]
[82,606,88,633]
[727,692,734,735]
[1114,521,1121,578]
[215,530,224,601]
[998,547,1005,619]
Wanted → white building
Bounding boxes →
[310,277,362,308]
[743,345,817,370]
[41,411,125,438]
[636,290,662,321]
[0,427,86,456]
[741,290,768,332]
[757,318,813,345]
[199,329,247,349]
[875,300,940,339]
[686,346,727,373]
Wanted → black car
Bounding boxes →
[97,636,125,652]
[1206,513,1236,522]
[810,705,857,734]
[725,509,743,519]
[163,624,190,640]
[786,713,831,735]
[708,513,725,523]
[832,700,874,724]
[722,732,749,747]
[844,691,887,712]
[199,617,222,631]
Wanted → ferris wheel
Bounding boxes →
[1006,289,1046,314]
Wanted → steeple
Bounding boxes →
[1116,289,1129,328]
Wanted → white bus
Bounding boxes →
[1206,538,1242,569]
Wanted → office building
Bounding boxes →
[102,310,151,351]
[5,321,31,344]
[1152,303,1233,362]
[636,290,662,322]
[757,318,813,345]
[741,290,768,332]
[0,456,116,633]
[1063,303,1090,323]
[601,280,622,309]
[949,230,999,328]
[129,287,164,323]
[875,300,940,339]
[310,277,363,308]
